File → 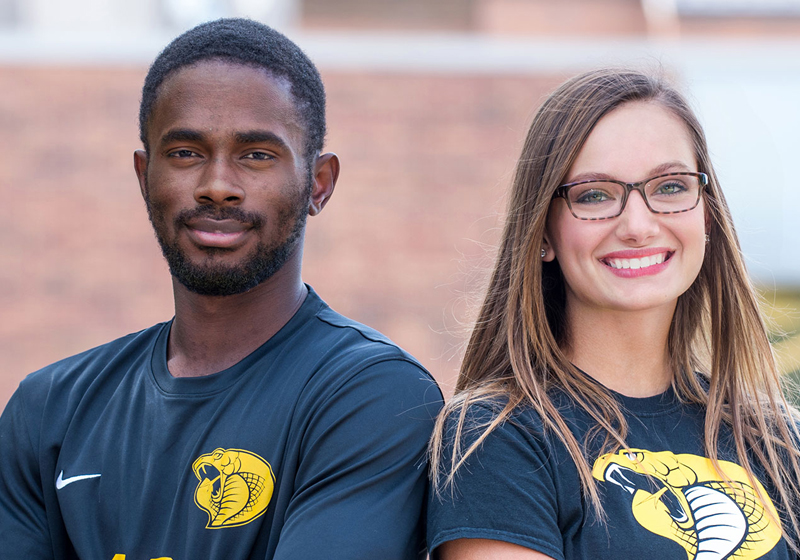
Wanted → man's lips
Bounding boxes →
[184,218,252,248]
[187,218,249,234]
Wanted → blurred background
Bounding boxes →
[1,0,800,409]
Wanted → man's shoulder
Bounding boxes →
[17,322,168,399]
[306,292,425,372]
[315,306,411,355]
[296,290,441,402]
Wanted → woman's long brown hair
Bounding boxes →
[429,68,800,545]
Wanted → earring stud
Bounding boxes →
[541,249,546,259]
[705,234,710,244]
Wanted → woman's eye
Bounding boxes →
[574,189,613,204]
[653,181,687,195]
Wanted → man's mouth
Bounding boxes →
[186,218,250,234]
[184,218,252,248]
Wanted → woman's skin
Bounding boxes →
[542,100,706,399]
[439,100,707,559]
[439,538,554,559]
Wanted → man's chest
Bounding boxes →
[51,380,303,560]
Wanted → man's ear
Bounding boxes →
[134,150,149,199]
[308,152,340,216]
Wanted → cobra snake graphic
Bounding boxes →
[592,449,782,560]
[192,448,275,529]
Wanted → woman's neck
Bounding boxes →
[566,302,675,397]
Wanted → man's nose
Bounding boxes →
[194,158,245,205]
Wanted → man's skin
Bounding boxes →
[0,24,441,559]
[133,60,340,378]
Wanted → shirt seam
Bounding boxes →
[430,527,564,560]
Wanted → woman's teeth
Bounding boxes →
[607,253,666,270]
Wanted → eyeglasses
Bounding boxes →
[554,172,708,221]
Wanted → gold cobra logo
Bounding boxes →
[192,448,275,529]
[593,448,781,560]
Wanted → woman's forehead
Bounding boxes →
[566,101,696,183]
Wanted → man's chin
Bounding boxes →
[164,240,297,297]
[175,274,260,297]
[153,207,305,297]
[168,261,278,297]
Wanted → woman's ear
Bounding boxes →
[541,234,555,262]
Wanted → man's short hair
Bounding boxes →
[139,18,326,162]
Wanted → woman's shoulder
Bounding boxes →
[429,392,583,560]
[438,389,587,461]
[442,394,540,435]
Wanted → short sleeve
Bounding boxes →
[0,387,52,559]
[272,359,443,560]
[427,405,565,560]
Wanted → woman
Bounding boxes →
[428,68,800,559]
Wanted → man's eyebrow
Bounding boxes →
[160,129,205,145]
[235,130,291,152]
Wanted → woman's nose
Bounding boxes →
[615,190,659,242]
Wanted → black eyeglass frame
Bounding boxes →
[553,171,709,221]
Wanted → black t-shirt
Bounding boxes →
[428,386,797,559]
[0,287,443,560]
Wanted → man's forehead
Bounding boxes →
[157,58,294,104]
[149,60,304,143]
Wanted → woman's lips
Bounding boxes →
[184,218,251,248]
[599,249,674,278]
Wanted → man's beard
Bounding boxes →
[145,177,311,297]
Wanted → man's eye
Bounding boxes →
[169,149,197,158]
[243,151,273,161]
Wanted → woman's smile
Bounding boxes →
[600,248,674,277]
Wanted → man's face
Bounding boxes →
[136,60,313,296]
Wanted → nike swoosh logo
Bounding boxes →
[55,470,101,490]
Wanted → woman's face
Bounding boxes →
[544,101,706,317]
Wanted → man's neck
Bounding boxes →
[165,258,307,378]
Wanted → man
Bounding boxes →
[0,19,442,560]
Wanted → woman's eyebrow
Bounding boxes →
[565,161,693,184]
[564,171,614,183]
[648,161,692,176]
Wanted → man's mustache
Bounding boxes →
[174,205,265,229]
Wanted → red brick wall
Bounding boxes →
[679,16,800,36]
[301,0,800,38]
[476,0,647,36]
[0,66,565,408]
[303,0,475,31]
